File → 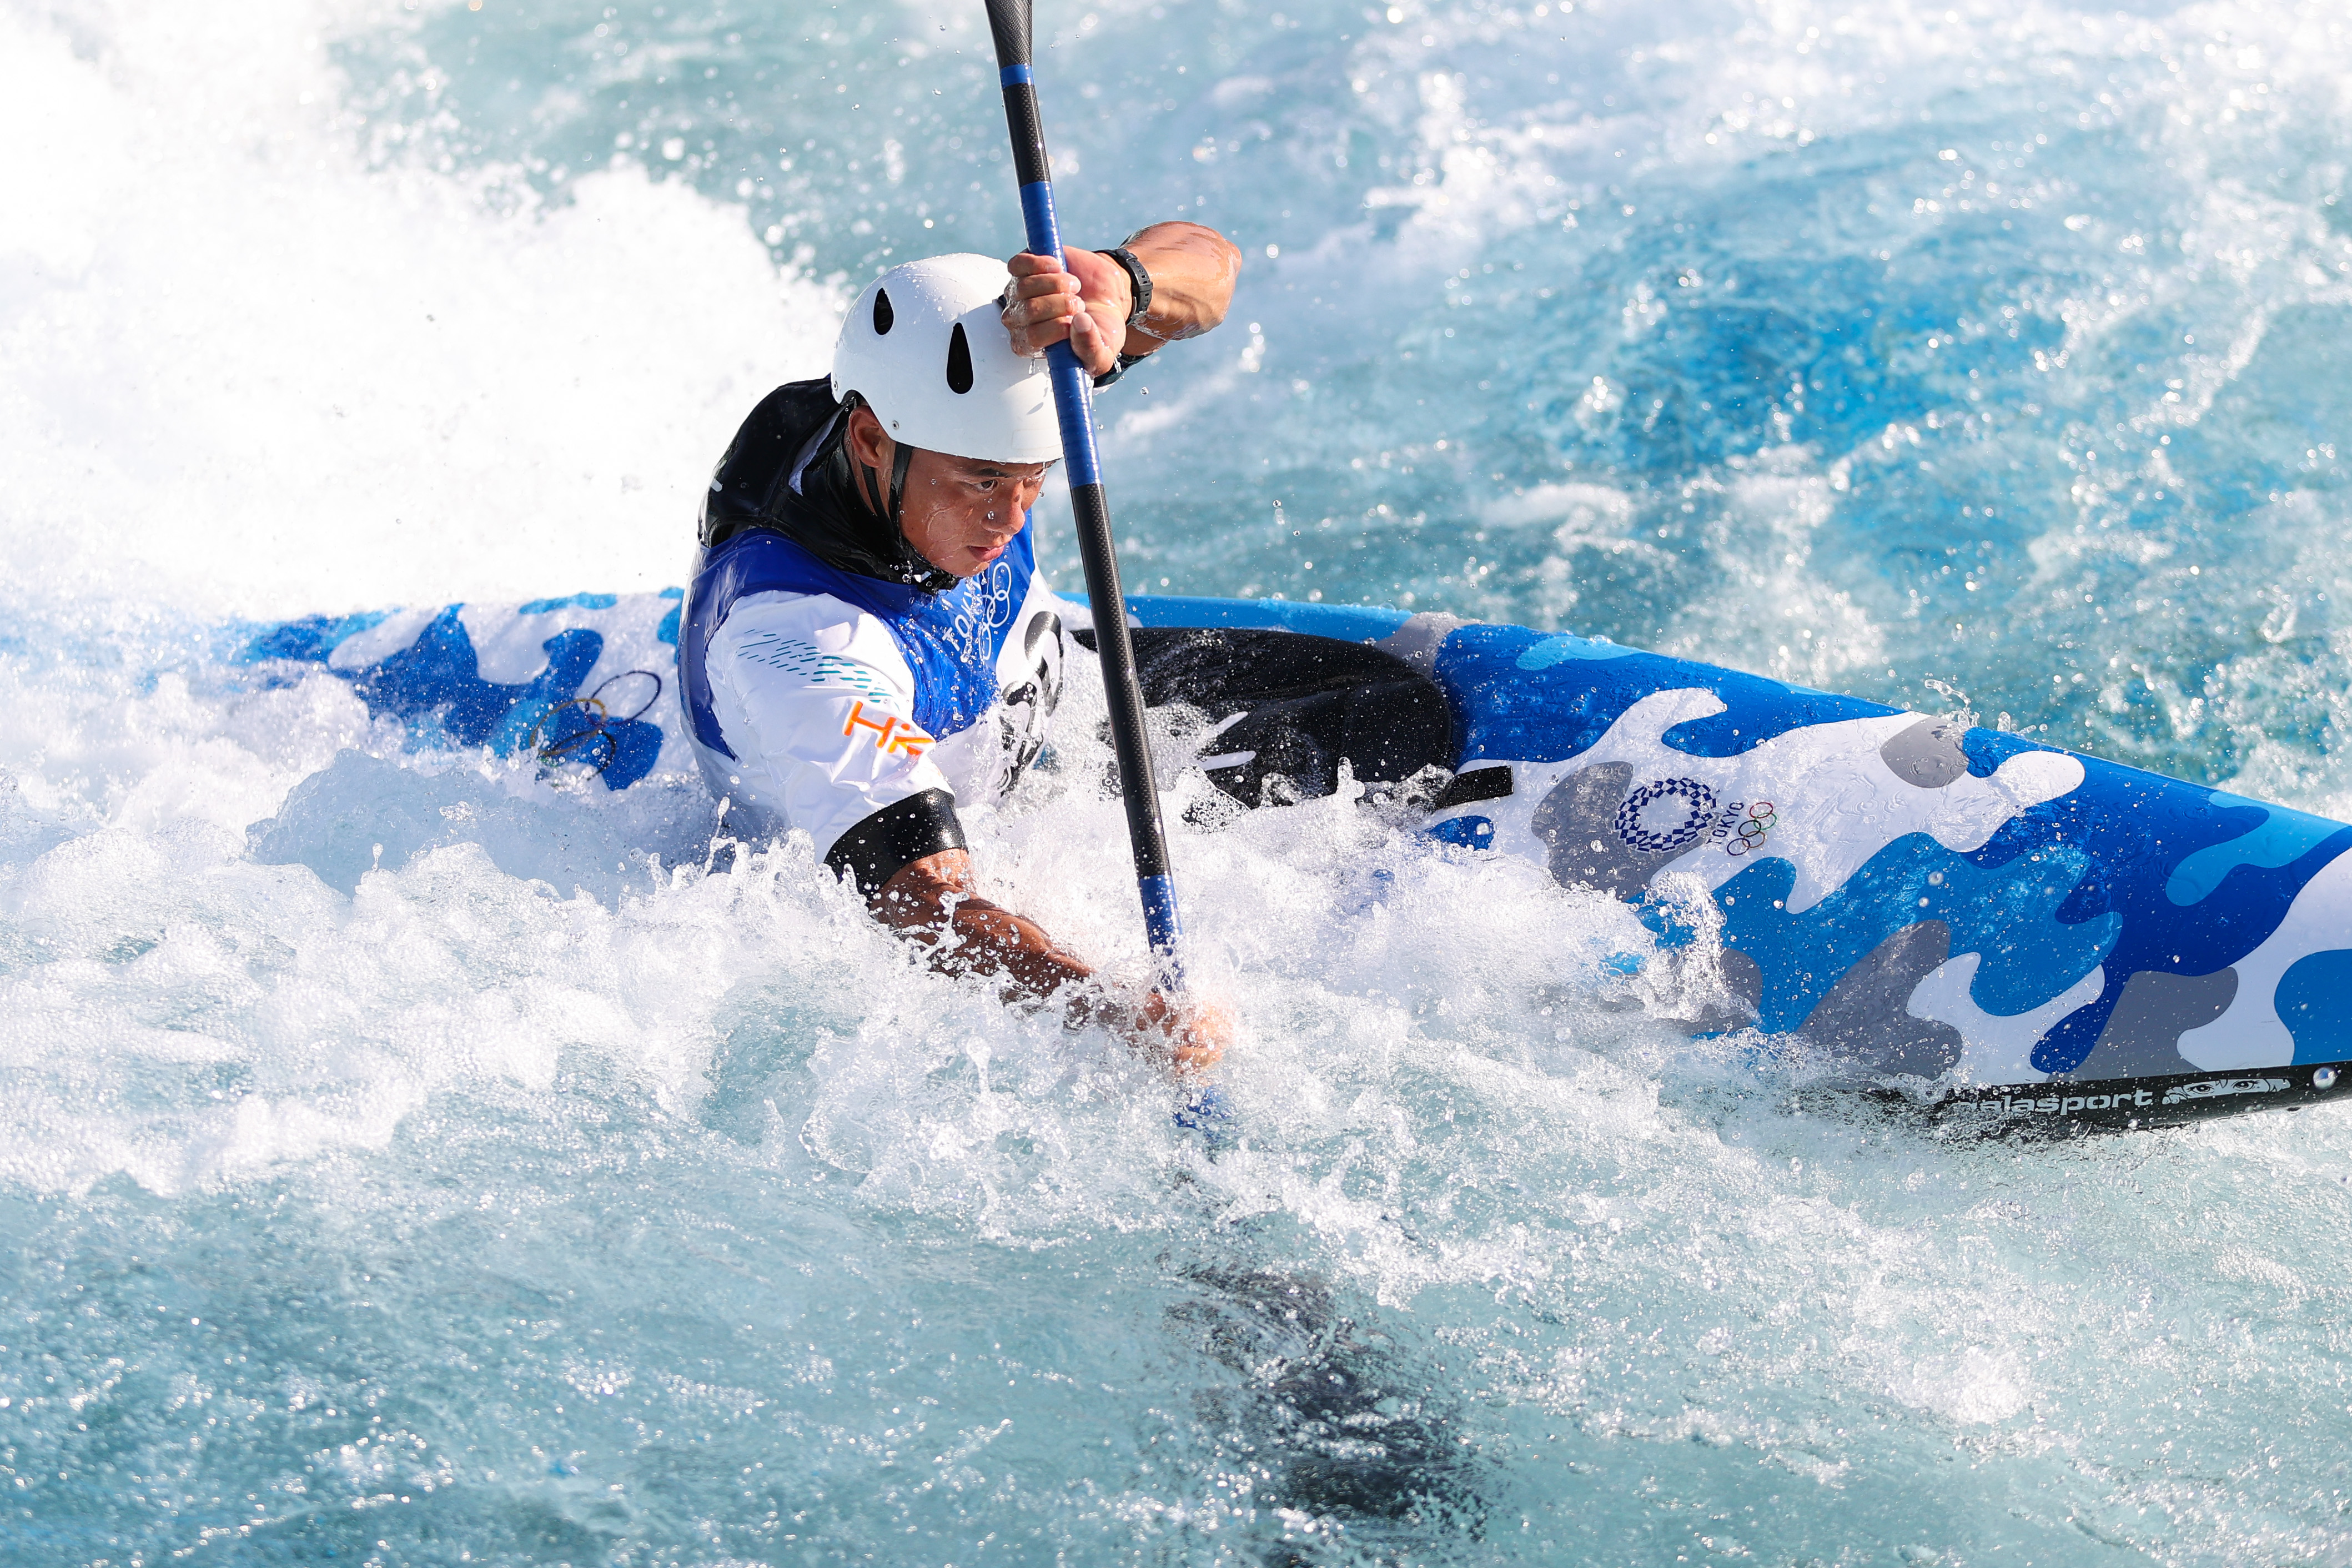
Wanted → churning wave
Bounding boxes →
[3,1,2350,1562]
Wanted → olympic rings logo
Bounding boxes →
[1614,777,1719,855]
[1614,780,1786,860]
[946,560,1018,663]
[1722,800,1778,856]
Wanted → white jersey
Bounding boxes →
[679,377,1072,893]
[688,571,1067,863]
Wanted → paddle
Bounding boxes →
[983,0,1186,981]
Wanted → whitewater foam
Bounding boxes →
[5,1,2352,1564]
[0,1,837,616]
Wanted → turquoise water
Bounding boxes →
[343,0,2352,790]
[4,1,2352,1563]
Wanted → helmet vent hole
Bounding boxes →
[946,321,974,394]
[872,288,893,335]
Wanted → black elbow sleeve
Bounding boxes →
[825,788,968,898]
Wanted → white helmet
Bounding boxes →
[830,254,1062,465]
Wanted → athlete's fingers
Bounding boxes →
[1001,252,1120,374]
[1065,303,1115,376]
[1005,286,1113,367]
[1006,283,1083,320]
[1006,272,1080,304]
[1168,1000,1233,1075]
[1001,277,1082,339]
[1003,306,1077,360]
[1128,990,1234,1076]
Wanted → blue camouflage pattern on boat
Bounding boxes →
[1413,615,2352,1083]
[235,590,685,792]
[237,590,2352,1086]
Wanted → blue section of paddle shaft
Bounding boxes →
[1173,1084,1235,1149]
[1138,873,1185,972]
[1021,178,1104,485]
[1046,343,1103,488]
[999,63,1033,86]
[1017,179,1060,261]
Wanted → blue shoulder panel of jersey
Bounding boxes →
[681,520,1038,758]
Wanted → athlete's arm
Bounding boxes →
[870,848,1230,1075]
[1002,221,1243,378]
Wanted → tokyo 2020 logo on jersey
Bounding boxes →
[1615,777,1718,855]
[944,560,1018,665]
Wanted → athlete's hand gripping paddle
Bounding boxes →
[984,0,1186,982]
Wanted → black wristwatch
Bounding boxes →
[1102,246,1153,326]
[1092,352,1144,391]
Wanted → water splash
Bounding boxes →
[6,1,2352,1563]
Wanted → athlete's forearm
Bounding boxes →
[870,849,1094,1001]
[1002,222,1241,376]
[868,849,1229,1073]
[1116,222,1241,353]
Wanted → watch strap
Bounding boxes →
[1102,246,1153,326]
[1092,351,1144,391]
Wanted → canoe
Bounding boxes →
[238,590,2352,1135]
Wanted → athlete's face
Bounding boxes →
[847,406,1052,579]
[899,447,1054,577]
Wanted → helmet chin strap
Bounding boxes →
[852,414,937,589]
[887,440,914,534]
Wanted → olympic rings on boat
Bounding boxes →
[1724,801,1778,856]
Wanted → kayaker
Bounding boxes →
[680,225,1243,1069]
[680,225,1455,1072]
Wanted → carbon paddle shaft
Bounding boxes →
[984,0,1185,974]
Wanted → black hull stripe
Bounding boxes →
[1827,1059,2352,1138]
